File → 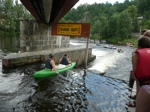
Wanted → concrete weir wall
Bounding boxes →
[20,20,70,52]
[2,47,96,69]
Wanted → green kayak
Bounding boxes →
[33,62,76,78]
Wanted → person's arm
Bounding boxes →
[67,57,71,64]
[132,51,141,96]
[50,60,58,74]
[132,52,138,79]
[59,57,62,64]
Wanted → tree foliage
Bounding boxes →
[116,11,132,38]
[107,13,119,38]
[62,0,149,41]
[0,0,33,35]
[0,0,150,41]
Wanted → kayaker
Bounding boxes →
[45,54,58,74]
[118,49,123,53]
[59,54,71,65]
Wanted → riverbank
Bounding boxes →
[104,36,138,48]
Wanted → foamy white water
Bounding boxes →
[88,49,123,74]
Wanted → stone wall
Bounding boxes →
[43,47,93,66]
[20,20,69,52]
[2,47,96,69]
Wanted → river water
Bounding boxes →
[0,37,135,112]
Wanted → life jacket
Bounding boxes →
[60,56,68,65]
[45,58,52,69]
[135,48,150,83]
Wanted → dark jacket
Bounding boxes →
[60,56,68,65]
[45,58,52,69]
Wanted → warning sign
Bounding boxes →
[51,23,90,38]
[57,24,81,36]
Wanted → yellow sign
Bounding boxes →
[57,24,81,36]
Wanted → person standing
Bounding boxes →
[127,29,149,107]
[132,36,150,112]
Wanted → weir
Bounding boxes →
[2,47,96,69]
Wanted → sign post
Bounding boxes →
[85,37,89,69]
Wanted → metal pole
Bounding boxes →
[85,37,89,69]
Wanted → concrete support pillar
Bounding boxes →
[20,19,70,52]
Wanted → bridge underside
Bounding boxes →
[20,0,79,24]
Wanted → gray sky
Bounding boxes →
[73,0,126,8]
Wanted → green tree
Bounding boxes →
[126,5,138,32]
[99,16,108,38]
[107,6,117,19]
[126,5,138,19]
[0,0,34,34]
[107,13,119,37]
[116,11,132,38]
[138,0,150,16]
[2,0,14,31]
[13,0,34,31]
[91,20,101,37]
